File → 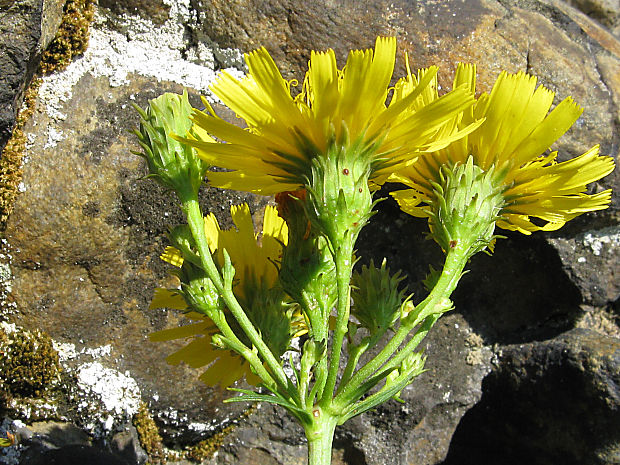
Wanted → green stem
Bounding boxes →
[305,410,338,465]
[180,193,294,400]
[334,245,469,407]
[301,290,328,408]
[336,331,380,393]
[320,241,354,405]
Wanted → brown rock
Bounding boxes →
[5,72,268,439]
[565,0,620,30]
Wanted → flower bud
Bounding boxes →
[351,259,408,334]
[276,190,337,335]
[132,91,209,196]
[241,286,298,358]
[303,131,376,248]
[427,156,505,257]
[300,338,327,376]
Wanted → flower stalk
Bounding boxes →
[178,189,296,399]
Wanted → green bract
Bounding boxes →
[428,156,506,257]
[351,259,407,334]
[304,134,375,250]
[133,91,208,195]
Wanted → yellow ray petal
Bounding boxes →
[161,246,184,268]
[165,337,219,368]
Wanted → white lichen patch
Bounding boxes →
[43,126,65,148]
[0,321,17,335]
[52,340,80,362]
[49,339,144,438]
[0,242,17,318]
[581,225,620,256]
[73,361,141,437]
[53,340,113,363]
[37,0,243,126]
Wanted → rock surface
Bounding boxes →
[443,328,620,465]
[0,0,64,153]
[0,0,619,464]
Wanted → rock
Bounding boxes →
[0,0,64,153]
[110,424,148,465]
[16,421,92,464]
[27,420,91,448]
[442,328,620,465]
[565,0,620,31]
[0,0,619,464]
[21,444,130,465]
[550,226,620,306]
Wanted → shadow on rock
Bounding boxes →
[358,188,584,345]
[441,328,620,465]
[20,444,130,465]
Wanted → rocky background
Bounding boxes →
[0,0,619,464]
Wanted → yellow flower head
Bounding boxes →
[182,37,480,194]
[391,64,615,234]
[149,205,304,388]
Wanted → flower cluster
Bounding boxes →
[149,205,305,388]
[178,37,480,194]
[390,64,615,236]
[132,36,614,465]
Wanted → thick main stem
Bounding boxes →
[305,412,338,465]
[320,241,353,405]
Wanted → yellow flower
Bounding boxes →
[149,204,302,388]
[181,37,480,194]
[391,64,615,234]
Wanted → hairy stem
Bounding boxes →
[334,244,469,407]
[319,241,353,405]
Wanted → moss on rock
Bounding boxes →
[185,424,234,462]
[40,0,95,74]
[0,324,61,405]
[133,402,169,464]
[0,81,40,229]
[0,0,95,230]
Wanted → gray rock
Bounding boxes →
[16,421,93,465]
[565,0,620,30]
[550,226,620,306]
[20,444,129,465]
[111,424,148,465]
[442,328,620,465]
[0,0,64,153]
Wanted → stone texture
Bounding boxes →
[0,0,64,153]
[565,0,620,30]
[21,444,130,465]
[443,329,620,465]
[6,72,268,441]
[110,425,148,465]
[16,421,92,464]
[0,0,619,464]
